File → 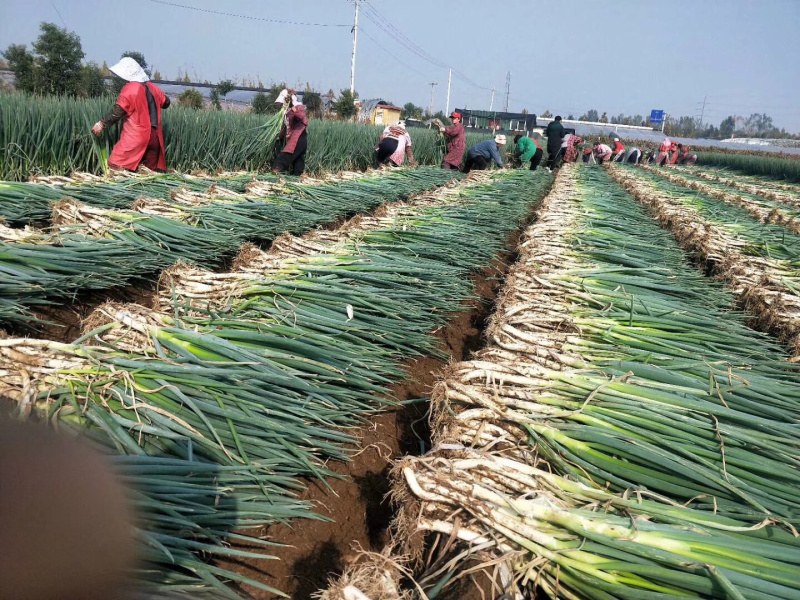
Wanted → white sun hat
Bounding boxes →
[109,57,149,83]
[495,134,507,145]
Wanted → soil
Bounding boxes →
[217,226,527,600]
[24,282,158,344]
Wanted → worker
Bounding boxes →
[594,142,613,164]
[676,144,698,165]
[440,111,466,170]
[563,135,584,163]
[610,137,626,162]
[272,89,309,176]
[625,146,643,164]
[513,134,543,170]
[375,121,414,168]
[545,115,566,170]
[465,135,506,172]
[91,57,170,172]
[668,141,681,165]
[656,137,672,166]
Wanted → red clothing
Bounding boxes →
[109,81,167,171]
[613,141,624,153]
[281,106,308,154]
[442,122,466,167]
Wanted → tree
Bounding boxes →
[251,92,271,114]
[402,102,423,120]
[541,109,553,118]
[586,109,599,122]
[2,44,37,92]
[152,69,162,80]
[80,62,107,97]
[430,111,451,126]
[32,23,85,95]
[303,91,322,118]
[210,79,235,110]
[334,89,358,120]
[719,116,736,139]
[178,89,204,110]
[599,112,609,123]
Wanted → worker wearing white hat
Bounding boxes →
[464,135,506,172]
[91,57,170,171]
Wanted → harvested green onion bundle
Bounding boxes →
[2,170,552,596]
[390,165,800,600]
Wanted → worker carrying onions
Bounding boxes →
[512,134,543,170]
[272,89,308,176]
[439,111,465,170]
[375,121,415,168]
[91,57,170,172]
[464,135,506,172]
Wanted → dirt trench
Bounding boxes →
[215,227,528,600]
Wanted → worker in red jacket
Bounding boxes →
[439,111,466,170]
[610,137,625,162]
[272,89,309,176]
[91,57,170,172]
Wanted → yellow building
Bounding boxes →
[357,99,403,126]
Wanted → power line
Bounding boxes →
[149,0,351,27]
[358,27,431,79]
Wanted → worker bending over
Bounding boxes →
[375,122,414,168]
[465,135,506,172]
[563,135,583,163]
[91,58,169,172]
[440,112,466,170]
[593,142,613,164]
[676,144,698,165]
[513,134,543,171]
[273,89,309,176]
[625,146,642,164]
[656,138,673,166]
[610,137,625,162]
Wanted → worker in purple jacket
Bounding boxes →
[272,89,309,176]
[439,111,466,170]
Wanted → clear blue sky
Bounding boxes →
[2,0,798,132]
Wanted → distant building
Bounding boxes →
[456,109,537,133]
[357,99,403,126]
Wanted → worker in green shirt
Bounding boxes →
[513,134,543,170]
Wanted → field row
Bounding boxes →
[2,169,554,597]
[329,164,800,600]
[0,167,460,326]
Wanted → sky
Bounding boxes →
[1,0,798,132]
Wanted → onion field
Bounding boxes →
[325,163,800,600]
[4,113,800,600]
[0,93,492,179]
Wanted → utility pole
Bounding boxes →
[504,71,511,112]
[699,95,707,127]
[349,0,359,95]
[428,82,438,116]
[489,87,496,111]
[445,68,452,116]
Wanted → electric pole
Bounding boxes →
[445,68,452,116]
[428,82,438,116]
[504,71,511,112]
[699,95,707,127]
[349,0,359,95]
[489,87,496,111]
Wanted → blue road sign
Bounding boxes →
[650,110,664,125]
